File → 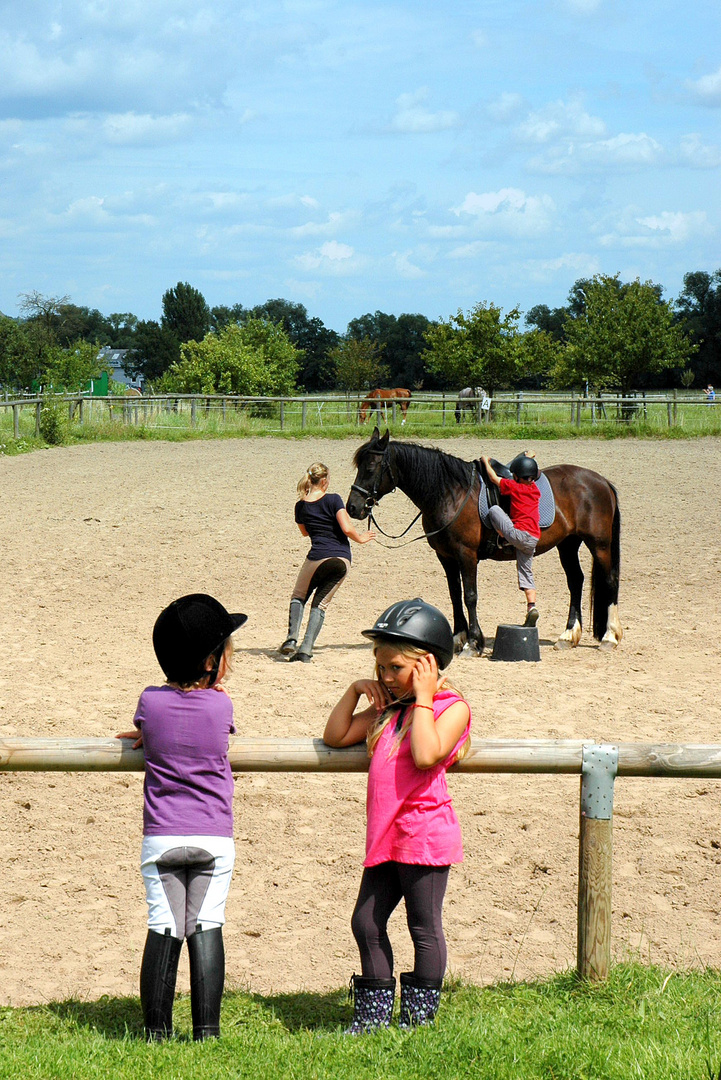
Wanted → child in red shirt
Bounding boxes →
[481,452,541,627]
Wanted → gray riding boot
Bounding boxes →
[289,607,325,663]
[279,599,304,656]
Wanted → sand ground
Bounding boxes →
[0,435,720,1006]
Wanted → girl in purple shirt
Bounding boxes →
[323,599,470,1033]
[118,593,246,1041]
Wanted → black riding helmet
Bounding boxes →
[509,453,539,481]
[153,593,247,685]
[362,598,454,669]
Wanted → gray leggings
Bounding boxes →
[488,505,537,591]
[351,862,450,981]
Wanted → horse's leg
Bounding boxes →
[588,508,623,649]
[436,553,469,653]
[457,550,484,655]
[554,536,584,650]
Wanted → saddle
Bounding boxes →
[476,457,556,557]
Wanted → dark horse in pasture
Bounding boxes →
[455,386,488,423]
[346,428,622,654]
[359,388,411,425]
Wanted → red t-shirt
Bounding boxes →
[499,477,541,538]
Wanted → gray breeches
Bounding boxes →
[488,505,537,591]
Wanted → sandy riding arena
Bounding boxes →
[1,436,720,1006]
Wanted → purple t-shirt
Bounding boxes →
[295,492,352,561]
[134,684,235,838]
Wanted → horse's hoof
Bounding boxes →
[460,641,483,658]
[553,638,575,651]
[599,638,619,652]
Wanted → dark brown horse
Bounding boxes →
[359,388,411,425]
[346,428,622,654]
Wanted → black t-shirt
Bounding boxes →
[295,493,352,562]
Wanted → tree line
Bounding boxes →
[1,270,720,398]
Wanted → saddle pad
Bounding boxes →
[479,472,555,531]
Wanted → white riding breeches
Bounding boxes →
[141,834,235,939]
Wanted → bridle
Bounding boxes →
[349,446,397,513]
[350,445,477,547]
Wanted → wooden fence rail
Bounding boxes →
[0,390,715,437]
[3,736,721,982]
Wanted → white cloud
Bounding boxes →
[516,98,605,143]
[599,208,710,248]
[392,89,460,134]
[526,252,602,281]
[471,29,488,48]
[584,132,663,165]
[687,66,721,106]
[102,112,193,145]
[561,0,602,11]
[295,240,360,274]
[677,133,721,168]
[291,211,353,238]
[452,187,555,238]
[486,92,524,123]
[391,251,425,278]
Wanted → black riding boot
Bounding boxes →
[140,929,182,1040]
[289,607,325,663]
[279,599,304,656]
[187,926,225,1040]
[345,974,396,1034]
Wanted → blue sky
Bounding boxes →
[1,0,719,332]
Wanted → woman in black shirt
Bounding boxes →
[280,462,376,662]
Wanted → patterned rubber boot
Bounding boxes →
[140,929,183,1040]
[344,974,396,1034]
[289,607,325,663]
[279,599,304,656]
[398,972,442,1028]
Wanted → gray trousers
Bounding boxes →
[488,505,537,591]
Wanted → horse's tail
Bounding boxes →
[590,483,621,639]
[455,402,461,423]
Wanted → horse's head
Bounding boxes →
[358,400,369,423]
[346,427,394,519]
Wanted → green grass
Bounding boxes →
[1,965,720,1079]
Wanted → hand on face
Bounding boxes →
[411,653,445,700]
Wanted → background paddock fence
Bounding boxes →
[1,390,718,439]
[3,736,721,982]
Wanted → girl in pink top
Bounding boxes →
[323,598,471,1033]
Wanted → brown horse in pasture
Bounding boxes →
[359,388,411,425]
[346,428,622,655]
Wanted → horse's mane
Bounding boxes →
[354,436,473,490]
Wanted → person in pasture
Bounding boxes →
[323,599,471,1032]
[704,384,716,404]
[117,593,246,1041]
[279,461,376,662]
[481,452,541,628]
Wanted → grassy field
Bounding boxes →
[1,965,719,1079]
[3,392,721,455]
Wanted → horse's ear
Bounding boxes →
[372,425,381,441]
[379,429,390,447]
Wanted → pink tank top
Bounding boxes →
[364,688,471,867]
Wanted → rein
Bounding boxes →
[353,449,477,548]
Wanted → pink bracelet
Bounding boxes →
[413,703,434,712]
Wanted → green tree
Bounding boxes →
[0,316,34,389]
[555,274,694,394]
[250,299,339,391]
[422,303,522,394]
[525,303,568,343]
[675,269,721,386]
[346,311,436,389]
[160,319,300,395]
[126,320,181,384]
[41,340,109,392]
[161,282,210,343]
[331,337,388,393]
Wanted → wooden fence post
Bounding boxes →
[667,401,672,428]
[280,399,285,430]
[35,401,41,436]
[577,744,618,982]
[673,389,678,425]
[442,394,446,427]
[191,398,197,427]
[13,403,20,438]
[516,392,522,424]
[301,401,307,430]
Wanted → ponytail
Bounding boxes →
[297,461,329,499]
